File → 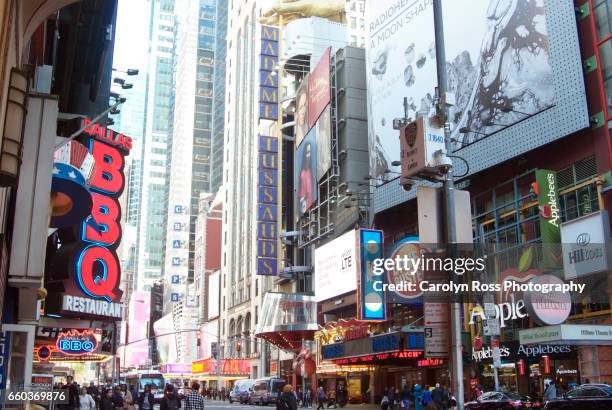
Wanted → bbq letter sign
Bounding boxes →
[57,120,131,319]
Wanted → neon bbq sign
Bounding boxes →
[54,119,132,319]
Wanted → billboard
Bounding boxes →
[308,47,332,129]
[314,230,358,302]
[295,78,309,148]
[316,105,332,180]
[295,127,318,215]
[45,119,131,320]
[366,0,555,180]
[358,229,386,321]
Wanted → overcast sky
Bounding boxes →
[113,0,150,73]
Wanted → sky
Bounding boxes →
[113,0,150,73]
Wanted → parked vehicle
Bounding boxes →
[249,377,286,405]
[465,391,539,409]
[124,371,165,403]
[544,384,612,409]
[230,379,255,404]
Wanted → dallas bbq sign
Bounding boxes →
[59,119,131,319]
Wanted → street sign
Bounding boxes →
[171,293,179,302]
[424,303,450,358]
[483,319,500,336]
[171,275,180,284]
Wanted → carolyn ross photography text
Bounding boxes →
[373,280,586,294]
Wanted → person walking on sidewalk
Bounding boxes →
[184,381,205,410]
[401,385,412,410]
[316,387,327,410]
[387,388,396,410]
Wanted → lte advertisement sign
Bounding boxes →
[365,0,555,180]
[358,229,386,321]
[257,26,280,275]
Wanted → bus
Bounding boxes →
[125,371,165,403]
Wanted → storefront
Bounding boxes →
[161,363,193,386]
[191,358,251,389]
[317,328,438,403]
[468,342,579,397]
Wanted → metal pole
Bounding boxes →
[433,1,464,408]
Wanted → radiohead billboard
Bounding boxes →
[366,0,556,180]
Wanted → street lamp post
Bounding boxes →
[432,0,464,407]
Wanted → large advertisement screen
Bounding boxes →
[314,230,358,302]
[366,0,555,180]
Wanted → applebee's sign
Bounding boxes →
[533,169,561,268]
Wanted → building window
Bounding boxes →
[255,279,258,296]
[599,39,612,114]
[350,17,356,29]
[594,0,611,39]
[350,35,357,46]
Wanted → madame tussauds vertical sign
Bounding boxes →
[256,26,280,275]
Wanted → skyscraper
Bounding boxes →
[162,0,217,311]
[137,0,176,293]
[210,0,227,194]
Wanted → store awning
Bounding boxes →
[519,324,612,345]
[254,292,318,350]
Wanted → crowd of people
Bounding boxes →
[51,377,207,410]
[381,384,455,410]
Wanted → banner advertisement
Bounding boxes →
[314,230,358,302]
[308,47,332,129]
[295,78,309,148]
[316,105,332,180]
[534,169,561,268]
[295,128,318,215]
[358,230,386,321]
[365,0,555,180]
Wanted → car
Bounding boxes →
[543,384,612,409]
[229,380,255,404]
[465,391,540,409]
[249,377,286,405]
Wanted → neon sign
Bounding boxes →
[191,358,251,375]
[70,120,130,306]
[56,330,99,356]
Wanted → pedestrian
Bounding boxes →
[440,385,449,410]
[543,381,557,402]
[431,384,443,409]
[60,375,80,410]
[138,384,155,410]
[316,387,327,410]
[400,385,412,409]
[184,381,205,410]
[161,384,182,410]
[394,389,400,410]
[381,392,389,410]
[305,388,312,407]
[79,387,96,410]
[122,384,135,410]
[412,385,423,410]
[387,388,395,410]
[100,388,115,410]
[112,385,125,410]
[421,385,432,408]
[277,385,298,410]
